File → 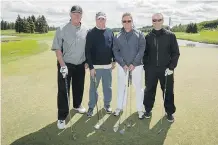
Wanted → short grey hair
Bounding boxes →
[122,12,133,20]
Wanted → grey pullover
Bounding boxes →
[112,28,146,67]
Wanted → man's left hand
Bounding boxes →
[129,64,135,71]
[111,62,116,69]
[85,63,89,69]
[165,68,173,76]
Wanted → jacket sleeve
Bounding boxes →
[143,34,149,67]
[111,32,116,62]
[85,31,94,70]
[132,31,146,66]
[112,35,126,67]
[168,33,180,70]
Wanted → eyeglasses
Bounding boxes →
[122,20,132,23]
[152,19,162,22]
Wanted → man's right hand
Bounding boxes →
[90,69,96,78]
[123,65,128,73]
[60,66,68,78]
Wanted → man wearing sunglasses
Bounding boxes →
[51,5,88,129]
[143,13,180,122]
[112,13,146,119]
[85,12,116,117]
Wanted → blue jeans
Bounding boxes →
[88,69,112,109]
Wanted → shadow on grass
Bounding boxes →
[11,110,172,145]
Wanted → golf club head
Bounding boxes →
[119,129,125,134]
[127,120,133,128]
[157,128,164,134]
[94,124,100,130]
[101,126,106,131]
[113,126,119,132]
[71,133,77,140]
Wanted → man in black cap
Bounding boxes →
[51,5,88,129]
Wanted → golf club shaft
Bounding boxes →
[93,76,100,123]
[65,77,73,133]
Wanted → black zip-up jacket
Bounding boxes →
[143,28,180,70]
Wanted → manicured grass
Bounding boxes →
[2,45,218,145]
[1,30,55,40]
[173,30,218,44]
[1,40,49,64]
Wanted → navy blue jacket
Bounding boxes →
[85,27,115,70]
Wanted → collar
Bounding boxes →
[151,28,166,36]
[121,27,134,33]
[69,22,81,29]
[95,26,106,30]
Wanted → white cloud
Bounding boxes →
[1,0,218,28]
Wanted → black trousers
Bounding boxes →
[57,62,85,120]
[143,66,176,115]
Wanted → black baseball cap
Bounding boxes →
[70,5,83,14]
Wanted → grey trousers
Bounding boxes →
[88,69,112,109]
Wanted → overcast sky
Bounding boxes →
[1,0,218,28]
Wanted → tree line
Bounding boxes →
[1,20,15,30]
[1,15,58,33]
[15,15,48,33]
[171,19,218,33]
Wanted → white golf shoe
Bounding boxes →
[57,120,65,129]
[138,111,145,119]
[74,105,86,114]
[113,108,122,116]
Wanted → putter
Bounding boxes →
[113,71,128,133]
[92,76,106,131]
[127,71,133,128]
[158,75,168,134]
[58,76,76,140]
[119,70,130,134]
[98,94,106,131]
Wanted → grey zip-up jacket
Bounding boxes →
[112,28,146,67]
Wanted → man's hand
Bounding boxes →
[60,66,68,78]
[85,63,89,69]
[90,69,96,78]
[123,65,128,73]
[129,64,135,71]
[165,68,173,76]
[111,62,116,69]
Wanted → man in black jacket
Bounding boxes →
[85,12,116,117]
[143,13,180,122]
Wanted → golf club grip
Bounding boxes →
[128,71,132,86]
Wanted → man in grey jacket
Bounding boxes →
[112,12,146,119]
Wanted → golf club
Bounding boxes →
[92,75,106,131]
[58,76,76,140]
[119,70,129,134]
[127,71,133,128]
[113,70,128,133]
[158,75,168,134]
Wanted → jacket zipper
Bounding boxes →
[156,38,159,66]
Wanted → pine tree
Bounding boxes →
[15,15,22,33]
[1,20,4,30]
[29,19,35,33]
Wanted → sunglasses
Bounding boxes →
[122,20,132,23]
[152,19,162,22]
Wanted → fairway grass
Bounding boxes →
[174,30,218,44]
[115,30,218,45]
[1,40,49,64]
[2,45,218,145]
